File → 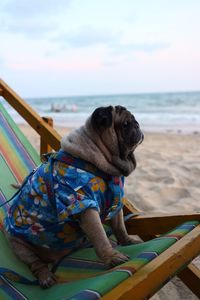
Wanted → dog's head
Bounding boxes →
[91,105,144,161]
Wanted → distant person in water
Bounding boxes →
[51,103,77,113]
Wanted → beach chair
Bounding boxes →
[1,79,200,299]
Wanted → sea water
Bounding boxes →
[1,91,200,133]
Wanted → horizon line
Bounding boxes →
[25,89,200,100]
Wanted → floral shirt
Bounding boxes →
[4,151,124,250]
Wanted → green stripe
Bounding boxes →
[0,288,13,300]
[11,271,129,300]
[0,156,18,200]
[0,232,35,281]
[0,103,40,166]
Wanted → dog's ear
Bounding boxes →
[91,106,113,130]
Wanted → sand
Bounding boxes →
[19,124,200,299]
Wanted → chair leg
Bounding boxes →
[178,263,200,298]
[40,116,54,157]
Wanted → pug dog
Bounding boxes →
[4,105,143,288]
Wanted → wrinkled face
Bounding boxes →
[114,105,143,157]
[91,105,144,159]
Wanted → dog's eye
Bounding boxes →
[123,121,129,128]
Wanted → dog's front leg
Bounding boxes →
[111,209,141,245]
[80,208,129,268]
[6,235,57,288]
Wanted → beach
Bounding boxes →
[19,124,200,299]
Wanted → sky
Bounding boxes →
[0,0,200,97]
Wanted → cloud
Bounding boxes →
[54,27,170,55]
[0,56,4,69]
[1,0,71,18]
[2,19,56,38]
[0,0,71,38]
[54,27,119,48]
[101,41,170,68]
[8,60,101,72]
[110,42,170,55]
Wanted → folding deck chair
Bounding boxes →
[1,79,200,299]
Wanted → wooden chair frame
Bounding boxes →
[1,78,200,299]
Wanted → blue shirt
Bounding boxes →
[4,151,124,250]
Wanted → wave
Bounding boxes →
[1,91,200,133]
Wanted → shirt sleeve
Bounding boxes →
[54,168,101,221]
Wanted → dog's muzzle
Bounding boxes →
[132,128,144,151]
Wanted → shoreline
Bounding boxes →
[19,124,200,152]
[18,122,200,135]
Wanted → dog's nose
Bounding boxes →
[139,131,144,143]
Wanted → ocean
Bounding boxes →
[1,91,200,133]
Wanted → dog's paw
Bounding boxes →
[119,235,142,246]
[38,269,57,289]
[103,250,130,268]
[10,183,21,189]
